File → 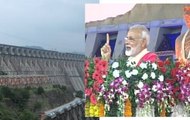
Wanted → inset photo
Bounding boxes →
[85,4,190,117]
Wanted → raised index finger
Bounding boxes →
[106,33,110,45]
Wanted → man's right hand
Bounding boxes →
[101,33,111,61]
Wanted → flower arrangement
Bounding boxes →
[156,58,181,116]
[132,61,164,116]
[98,57,130,116]
[85,57,108,117]
[85,57,190,117]
[176,63,190,113]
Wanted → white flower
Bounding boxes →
[123,93,128,100]
[97,96,101,100]
[112,62,119,69]
[152,63,157,70]
[101,85,105,90]
[188,97,190,102]
[137,81,144,89]
[108,94,114,99]
[113,70,120,78]
[150,72,156,79]
[110,89,114,92]
[126,61,132,67]
[126,61,136,67]
[151,98,154,103]
[131,69,138,75]
[158,75,164,82]
[102,75,106,78]
[139,62,147,69]
[105,103,110,111]
[99,92,103,96]
[134,90,140,95]
[111,94,114,98]
[142,73,148,80]
[122,80,127,86]
[152,85,157,92]
[125,70,131,78]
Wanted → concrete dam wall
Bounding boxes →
[0,44,85,92]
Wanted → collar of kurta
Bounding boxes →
[128,48,149,66]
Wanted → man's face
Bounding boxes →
[124,29,145,57]
[184,8,190,28]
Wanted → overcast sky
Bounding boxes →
[0,0,98,54]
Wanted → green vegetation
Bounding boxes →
[75,90,84,98]
[36,86,45,95]
[0,85,73,120]
[0,71,7,75]
[53,84,67,92]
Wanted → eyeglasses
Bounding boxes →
[124,36,143,41]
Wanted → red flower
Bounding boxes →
[85,72,90,79]
[157,60,164,67]
[184,77,190,85]
[95,65,101,73]
[85,60,89,67]
[173,87,180,93]
[90,93,97,105]
[175,61,180,68]
[95,60,108,73]
[171,68,178,78]
[164,58,171,65]
[178,93,182,100]
[97,77,104,85]
[85,88,92,96]
[93,81,100,92]
[84,78,87,86]
[92,70,100,80]
[165,79,175,84]
[85,60,89,71]
[94,57,101,65]
[101,71,108,76]
[159,67,167,73]
[99,60,108,71]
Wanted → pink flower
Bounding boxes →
[92,70,100,80]
[94,57,101,65]
[97,77,104,85]
[90,93,97,105]
[99,60,108,71]
[85,88,92,96]
[85,60,89,71]
[93,81,100,92]
[84,78,87,86]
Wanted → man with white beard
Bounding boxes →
[101,24,158,117]
[101,24,158,66]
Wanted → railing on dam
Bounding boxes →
[0,44,85,61]
[0,75,48,87]
[42,98,99,120]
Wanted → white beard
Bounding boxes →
[125,48,133,56]
[125,45,142,57]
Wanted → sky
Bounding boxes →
[0,0,98,54]
[85,4,135,22]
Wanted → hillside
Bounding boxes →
[0,85,80,120]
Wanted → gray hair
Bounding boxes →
[129,24,150,46]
